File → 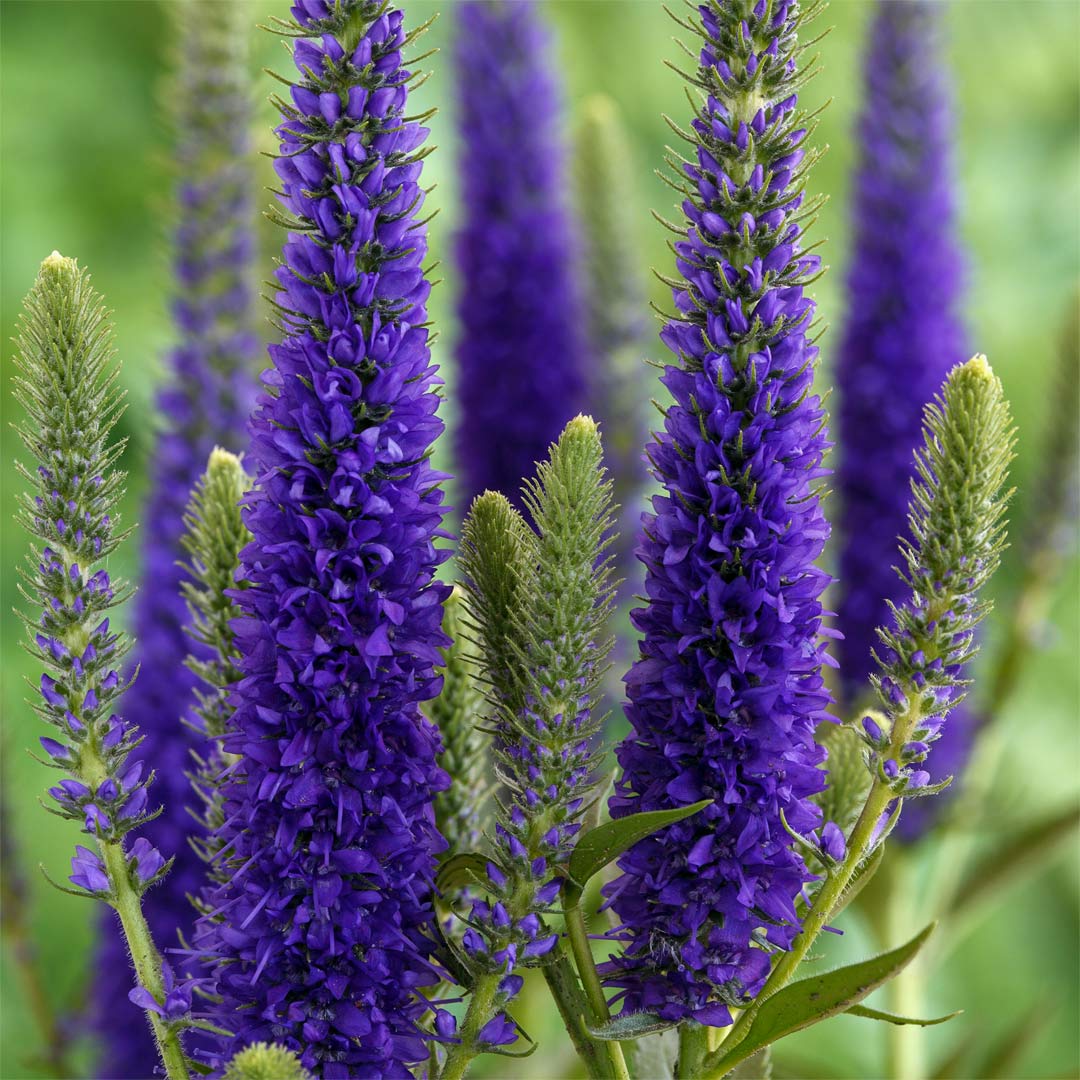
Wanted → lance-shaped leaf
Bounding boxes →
[708,923,937,1076]
[565,799,712,902]
[846,1004,960,1026]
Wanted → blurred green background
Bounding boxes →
[1,1,1077,1077]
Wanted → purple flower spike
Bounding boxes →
[91,3,259,1072]
[194,4,451,1075]
[452,1,587,508]
[601,0,834,1025]
[834,2,971,842]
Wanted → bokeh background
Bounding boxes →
[1,2,1077,1077]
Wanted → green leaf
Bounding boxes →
[709,923,936,1076]
[566,800,712,899]
[587,1012,680,1041]
[436,851,491,893]
[846,1004,960,1027]
[948,804,1078,921]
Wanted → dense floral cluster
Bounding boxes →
[193,3,453,1075]
[93,3,258,1072]
[453,0,586,507]
[602,0,834,1024]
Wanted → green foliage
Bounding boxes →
[565,799,711,902]
[708,924,937,1076]
[179,447,250,873]
[588,1012,680,1041]
[221,1042,312,1080]
[845,1004,959,1027]
[428,589,489,858]
[946,802,1080,923]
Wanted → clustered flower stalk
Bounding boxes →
[574,94,651,585]
[429,589,489,859]
[93,1,258,1071]
[835,0,971,841]
[601,0,835,1036]
[178,447,251,872]
[193,2,454,1073]
[443,417,620,1080]
[13,253,190,1080]
[698,356,1015,1080]
[453,0,587,508]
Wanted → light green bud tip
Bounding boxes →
[565,413,599,438]
[222,1042,312,1080]
[208,445,245,479]
[38,250,79,287]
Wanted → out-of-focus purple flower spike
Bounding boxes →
[834,2,969,841]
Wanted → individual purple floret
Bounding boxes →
[194,3,453,1075]
[834,2,968,840]
[452,0,587,508]
[92,4,258,1072]
[601,0,834,1026]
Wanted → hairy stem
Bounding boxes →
[81,735,189,1080]
[565,899,630,1080]
[678,1022,710,1079]
[696,701,926,1080]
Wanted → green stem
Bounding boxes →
[437,972,500,1080]
[678,1022,710,1080]
[882,852,923,1080]
[696,701,926,1080]
[99,838,190,1079]
[565,899,630,1080]
[543,946,613,1080]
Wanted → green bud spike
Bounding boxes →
[870,355,1015,796]
[222,1042,312,1080]
[458,489,535,719]
[179,447,251,872]
[428,588,489,858]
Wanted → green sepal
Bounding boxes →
[845,1004,960,1026]
[586,1012,680,1041]
[707,922,937,1076]
[565,799,712,901]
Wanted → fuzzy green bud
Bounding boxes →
[179,447,250,872]
[867,356,1015,799]
[222,1042,312,1080]
[428,588,489,858]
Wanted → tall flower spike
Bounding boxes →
[194,3,453,1074]
[429,588,489,859]
[860,357,1014,809]
[444,417,616,1071]
[574,94,651,588]
[13,253,190,1078]
[602,0,834,1026]
[453,0,587,508]
[93,1,258,1072]
[833,1,969,841]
